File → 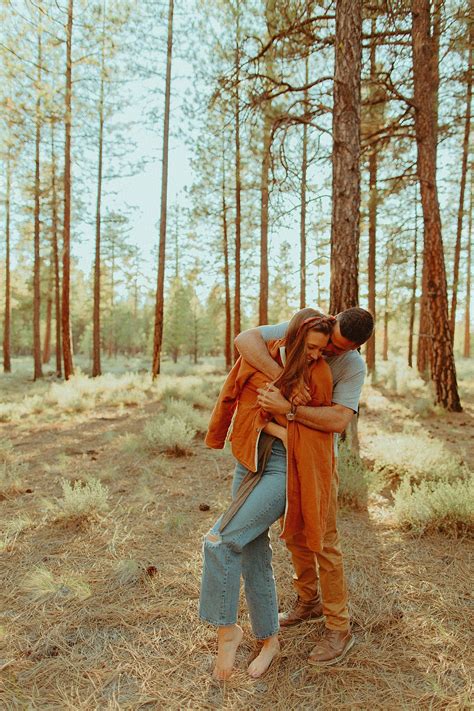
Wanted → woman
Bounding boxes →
[199,308,335,680]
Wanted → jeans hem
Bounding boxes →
[254,628,279,641]
[199,615,238,628]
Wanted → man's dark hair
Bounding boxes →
[337,307,374,346]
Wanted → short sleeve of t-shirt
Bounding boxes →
[328,351,365,413]
[258,322,289,342]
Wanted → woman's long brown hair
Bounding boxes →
[274,308,334,401]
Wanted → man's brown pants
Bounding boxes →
[284,465,350,631]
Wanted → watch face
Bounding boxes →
[286,412,295,421]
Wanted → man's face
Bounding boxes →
[323,321,358,356]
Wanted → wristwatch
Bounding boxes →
[286,403,297,421]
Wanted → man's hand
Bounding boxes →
[257,384,291,416]
[290,381,311,406]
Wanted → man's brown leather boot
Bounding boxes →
[307,627,355,665]
[278,597,325,627]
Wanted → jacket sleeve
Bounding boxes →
[204,357,247,449]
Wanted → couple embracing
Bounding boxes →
[199,306,374,679]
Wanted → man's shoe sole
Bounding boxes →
[307,635,355,666]
[279,613,325,628]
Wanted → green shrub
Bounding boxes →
[56,478,109,518]
[367,432,466,490]
[163,398,209,434]
[337,442,369,510]
[143,415,196,455]
[393,476,474,536]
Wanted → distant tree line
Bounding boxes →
[0,0,472,412]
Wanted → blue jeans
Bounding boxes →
[199,439,287,639]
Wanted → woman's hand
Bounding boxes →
[263,421,288,449]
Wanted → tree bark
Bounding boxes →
[93,7,106,378]
[449,35,472,338]
[3,152,11,373]
[464,169,472,358]
[329,0,362,313]
[300,55,309,310]
[408,193,418,367]
[411,0,461,411]
[152,0,174,378]
[366,18,377,374]
[33,11,43,380]
[51,122,62,377]
[233,12,242,361]
[222,149,232,371]
[61,0,74,380]
[259,113,271,324]
[383,256,389,361]
[42,262,52,364]
[417,257,431,376]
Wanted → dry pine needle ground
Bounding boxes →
[0,385,472,710]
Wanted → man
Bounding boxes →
[235,306,374,666]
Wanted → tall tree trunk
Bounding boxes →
[411,0,461,411]
[33,12,43,380]
[93,9,106,378]
[449,34,472,338]
[300,55,309,310]
[408,193,418,367]
[3,153,11,373]
[366,18,377,374]
[417,258,431,376]
[329,0,362,313]
[464,169,472,358]
[51,123,62,377]
[152,0,173,379]
[259,113,271,324]
[222,150,232,371]
[233,12,242,361]
[383,257,389,361]
[42,261,52,364]
[62,0,74,380]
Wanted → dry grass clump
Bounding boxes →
[0,514,34,551]
[0,437,27,495]
[367,431,466,488]
[163,398,209,434]
[337,442,369,510]
[143,414,196,455]
[55,478,109,519]
[22,566,91,602]
[376,357,428,397]
[393,476,474,535]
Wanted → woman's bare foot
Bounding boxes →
[247,635,280,678]
[212,624,244,680]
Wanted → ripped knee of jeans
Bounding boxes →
[205,530,222,545]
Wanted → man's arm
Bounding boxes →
[234,327,284,381]
[256,385,353,434]
[294,403,353,434]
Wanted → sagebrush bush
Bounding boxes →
[366,432,466,488]
[23,566,91,601]
[164,398,209,434]
[393,476,474,535]
[0,438,14,464]
[114,559,143,585]
[0,438,26,492]
[143,415,196,455]
[337,442,369,510]
[56,478,109,518]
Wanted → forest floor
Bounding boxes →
[0,358,472,710]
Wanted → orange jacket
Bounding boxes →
[205,341,334,553]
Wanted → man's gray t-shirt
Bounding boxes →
[259,322,366,452]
